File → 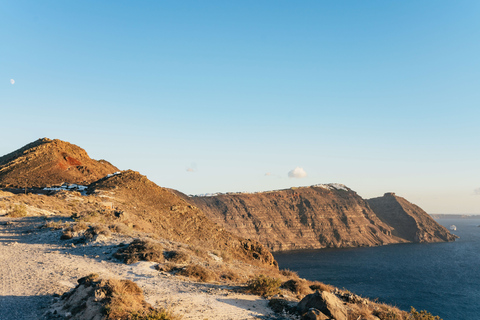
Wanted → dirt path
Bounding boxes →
[0,217,283,320]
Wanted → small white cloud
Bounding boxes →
[10,79,15,85]
[288,167,307,178]
[474,188,480,195]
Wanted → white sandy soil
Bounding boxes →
[0,216,288,320]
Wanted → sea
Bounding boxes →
[274,219,480,320]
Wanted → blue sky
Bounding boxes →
[1,1,479,213]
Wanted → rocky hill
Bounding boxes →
[367,193,457,243]
[186,185,456,251]
[86,170,277,267]
[0,138,118,188]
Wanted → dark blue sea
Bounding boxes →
[274,219,480,320]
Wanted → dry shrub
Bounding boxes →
[220,270,240,282]
[178,264,216,282]
[281,279,313,298]
[60,229,74,240]
[280,268,299,279]
[60,221,90,240]
[408,307,442,320]
[44,219,69,230]
[373,303,406,320]
[102,278,147,319]
[154,262,177,273]
[164,250,190,264]
[68,274,181,320]
[309,281,334,292]
[110,223,132,235]
[114,239,164,264]
[348,303,374,320]
[187,245,210,260]
[71,221,88,233]
[246,274,282,297]
[84,225,112,240]
[8,204,28,217]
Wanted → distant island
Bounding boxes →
[430,214,480,219]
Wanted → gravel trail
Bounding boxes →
[0,217,280,320]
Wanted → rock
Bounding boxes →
[298,291,347,320]
[302,308,329,320]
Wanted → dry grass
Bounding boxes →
[309,281,334,292]
[84,224,112,240]
[220,270,240,282]
[246,274,282,297]
[279,268,299,279]
[44,219,70,230]
[164,250,190,264]
[65,274,181,320]
[177,264,216,282]
[7,204,28,217]
[280,279,313,298]
[372,303,407,320]
[114,239,164,264]
[348,303,375,320]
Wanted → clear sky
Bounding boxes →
[1,1,479,214]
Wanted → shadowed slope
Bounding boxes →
[367,193,457,243]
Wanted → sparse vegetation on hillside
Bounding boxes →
[246,274,282,297]
[8,204,27,217]
[57,274,181,320]
[114,239,164,264]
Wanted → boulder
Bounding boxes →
[298,291,347,320]
[301,308,329,320]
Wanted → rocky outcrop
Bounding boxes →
[186,185,406,251]
[367,193,458,243]
[298,291,347,320]
[0,138,118,188]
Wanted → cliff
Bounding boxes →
[367,193,458,243]
[186,185,405,251]
[0,138,118,188]
[186,186,457,251]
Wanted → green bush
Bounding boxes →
[246,274,281,297]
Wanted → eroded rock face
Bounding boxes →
[367,193,458,243]
[184,186,457,251]
[298,291,347,320]
[186,186,403,251]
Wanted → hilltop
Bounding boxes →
[0,138,118,188]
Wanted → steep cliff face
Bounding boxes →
[367,193,457,243]
[187,185,406,251]
[0,138,118,188]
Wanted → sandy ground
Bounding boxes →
[0,216,288,320]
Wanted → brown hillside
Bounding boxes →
[185,185,406,251]
[0,138,118,188]
[367,193,457,243]
[88,170,277,268]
